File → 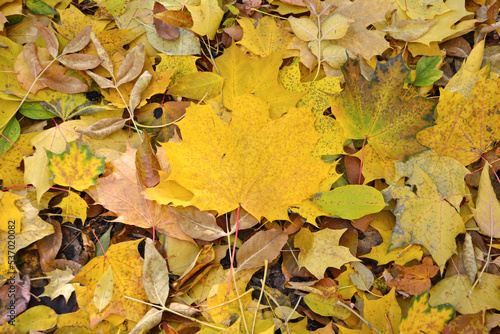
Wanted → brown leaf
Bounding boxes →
[386,257,439,295]
[90,32,113,74]
[136,131,161,188]
[129,70,152,112]
[229,207,260,231]
[36,218,62,272]
[63,26,92,54]
[38,73,88,93]
[153,3,180,40]
[23,42,43,77]
[87,144,193,243]
[171,206,225,241]
[0,274,30,322]
[58,54,102,70]
[441,37,471,58]
[85,70,115,89]
[236,228,288,272]
[76,117,127,139]
[116,43,146,87]
[36,22,58,58]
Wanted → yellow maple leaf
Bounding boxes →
[214,44,304,119]
[237,16,292,57]
[146,94,330,221]
[417,75,500,166]
[384,166,465,266]
[47,141,105,191]
[400,291,454,334]
[72,239,148,327]
[294,227,359,279]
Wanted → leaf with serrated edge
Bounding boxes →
[93,266,114,312]
[171,206,225,241]
[36,22,58,58]
[236,229,288,272]
[63,26,92,54]
[143,239,169,306]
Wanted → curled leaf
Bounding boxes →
[63,26,92,54]
[58,54,102,70]
[76,118,127,139]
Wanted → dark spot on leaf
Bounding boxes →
[153,107,163,119]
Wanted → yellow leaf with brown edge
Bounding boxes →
[72,239,149,327]
[88,144,192,242]
[417,75,500,166]
[400,291,454,334]
[146,94,330,221]
[47,141,105,191]
[215,44,304,119]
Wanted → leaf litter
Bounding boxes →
[0,0,499,333]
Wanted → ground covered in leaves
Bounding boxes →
[0,0,500,333]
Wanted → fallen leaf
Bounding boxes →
[236,228,288,272]
[473,163,500,237]
[386,257,439,295]
[331,55,436,160]
[146,94,330,221]
[88,144,192,242]
[294,227,359,279]
[399,290,455,334]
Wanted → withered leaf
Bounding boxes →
[62,26,92,54]
[58,54,102,70]
[39,74,88,94]
[36,22,58,58]
[116,43,146,87]
[171,206,225,241]
[76,117,127,139]
[236,228,288,272]
[90,32,113,74]
[129,70,152,112]
[85,70,115,89]
[135,131,161,188]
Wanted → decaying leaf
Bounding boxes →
[236,228,288,272]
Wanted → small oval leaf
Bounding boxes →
[63,26,92,54]
[236,229,288,272]
[311,185,386,220]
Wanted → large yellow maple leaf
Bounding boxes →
[417,75,500,166]
[146,94,331,221]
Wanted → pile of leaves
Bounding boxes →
[0,0,500,332]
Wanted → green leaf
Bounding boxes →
[19,102,56,120]
[95,226,112,257]
[406,56,443,86]
[26,0,58,15]
[0,118,20,155]
[311,185,386,220]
